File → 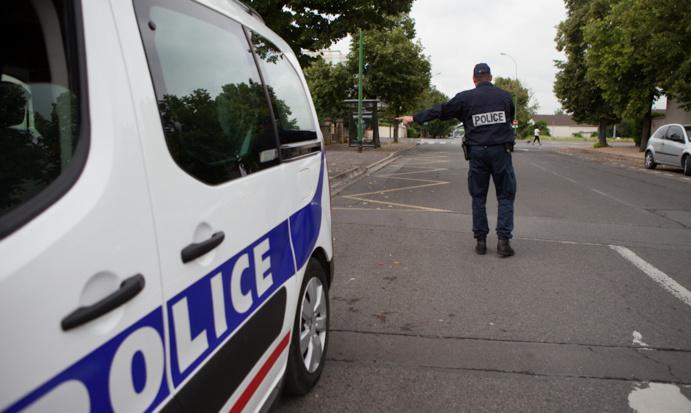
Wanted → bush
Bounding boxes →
[592,141,608,148]
[406,124,419,139]
[573,132,584,138]
[590,132,598,137]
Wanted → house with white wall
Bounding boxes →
[532,114,598,137]
[652,98,691,132]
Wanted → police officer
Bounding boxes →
[398,63,517,257]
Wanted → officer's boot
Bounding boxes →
[497,238,514,257]
[475,238,487,255]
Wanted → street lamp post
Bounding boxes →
[500,52,518,134]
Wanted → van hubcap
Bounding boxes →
[299,278,327,373]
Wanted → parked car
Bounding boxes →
[0,0,333,412]
[644,123,691,176]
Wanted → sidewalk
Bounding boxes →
[553,143,644,168]
[325,141,416,194]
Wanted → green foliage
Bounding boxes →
[413,86,457,138]
[493,77,537,137]
[301,14,432,141]
[303,58,350,122]
[406,123,420,139]
[347,15,431,118]
[592,141,607,148]
[246,0,414,66]
[553,0,618,148]
[582,0,691,147]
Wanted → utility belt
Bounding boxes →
[462,141,514,161]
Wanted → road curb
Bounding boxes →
[553,148,643,165]
[329,145,416,195]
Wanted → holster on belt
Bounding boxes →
[505,142,514,153]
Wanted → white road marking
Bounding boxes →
[529,162,579,185]
[628,383,691,413]
[515,236,605,247]
[632,331,649,347]
[340,155,453,213]
[591,189,639,209]
[531,161,646,209]
[610,245,691,308]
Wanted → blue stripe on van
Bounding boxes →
[2,156,326,413]
[289,153,324,270]
[3,309,170,413]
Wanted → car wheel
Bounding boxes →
[683,155,691,176]
[644,151,657,169]
[284,258,329,396]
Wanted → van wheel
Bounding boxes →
[644,151,657,169]
[683,155,691,176]
[284,258,329,396]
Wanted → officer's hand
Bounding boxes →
[396,115,414,125]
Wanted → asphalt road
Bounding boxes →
[277,141,691,412]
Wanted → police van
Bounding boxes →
[0,0,333,411]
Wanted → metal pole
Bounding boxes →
[500,52,518,133]
[357,29,364,153]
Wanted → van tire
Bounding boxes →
[683,155,691,176]
[284,258,330,396]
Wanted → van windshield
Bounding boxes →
[1,0,82,218]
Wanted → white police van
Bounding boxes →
[0,0,333,411]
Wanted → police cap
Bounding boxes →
[473,63,491,76]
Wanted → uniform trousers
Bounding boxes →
[467,145,517,240]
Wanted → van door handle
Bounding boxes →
[61,274,145,331]
[181,231,225,263]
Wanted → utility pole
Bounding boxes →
[357,29,364,153]
[500,52,518,134]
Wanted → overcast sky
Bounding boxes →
[334,0,569,114]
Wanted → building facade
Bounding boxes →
[532,114,598,137]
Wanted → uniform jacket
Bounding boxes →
[413,81,516,146]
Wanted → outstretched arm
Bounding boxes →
[396,115,415,125]
[396,93,463,126]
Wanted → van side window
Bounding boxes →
[1,0,84,234]
[134,0,279,185]
[248,31,318,144]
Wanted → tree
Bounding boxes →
[554,0,619,147]
[246,0,413,66]
[493,77,537,138]
[346,15,431,142]
[303,58,351,122]
[583,0,691,149]
[413,86,457,138]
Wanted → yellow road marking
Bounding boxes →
[343,181,448,197]
[338,154,453,213]
[340,197,452,212]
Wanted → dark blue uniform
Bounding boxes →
[413,81,517,240]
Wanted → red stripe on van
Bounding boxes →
[229,332,290,413]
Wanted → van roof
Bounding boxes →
[199,0,295,62]
[229,0,264,23]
